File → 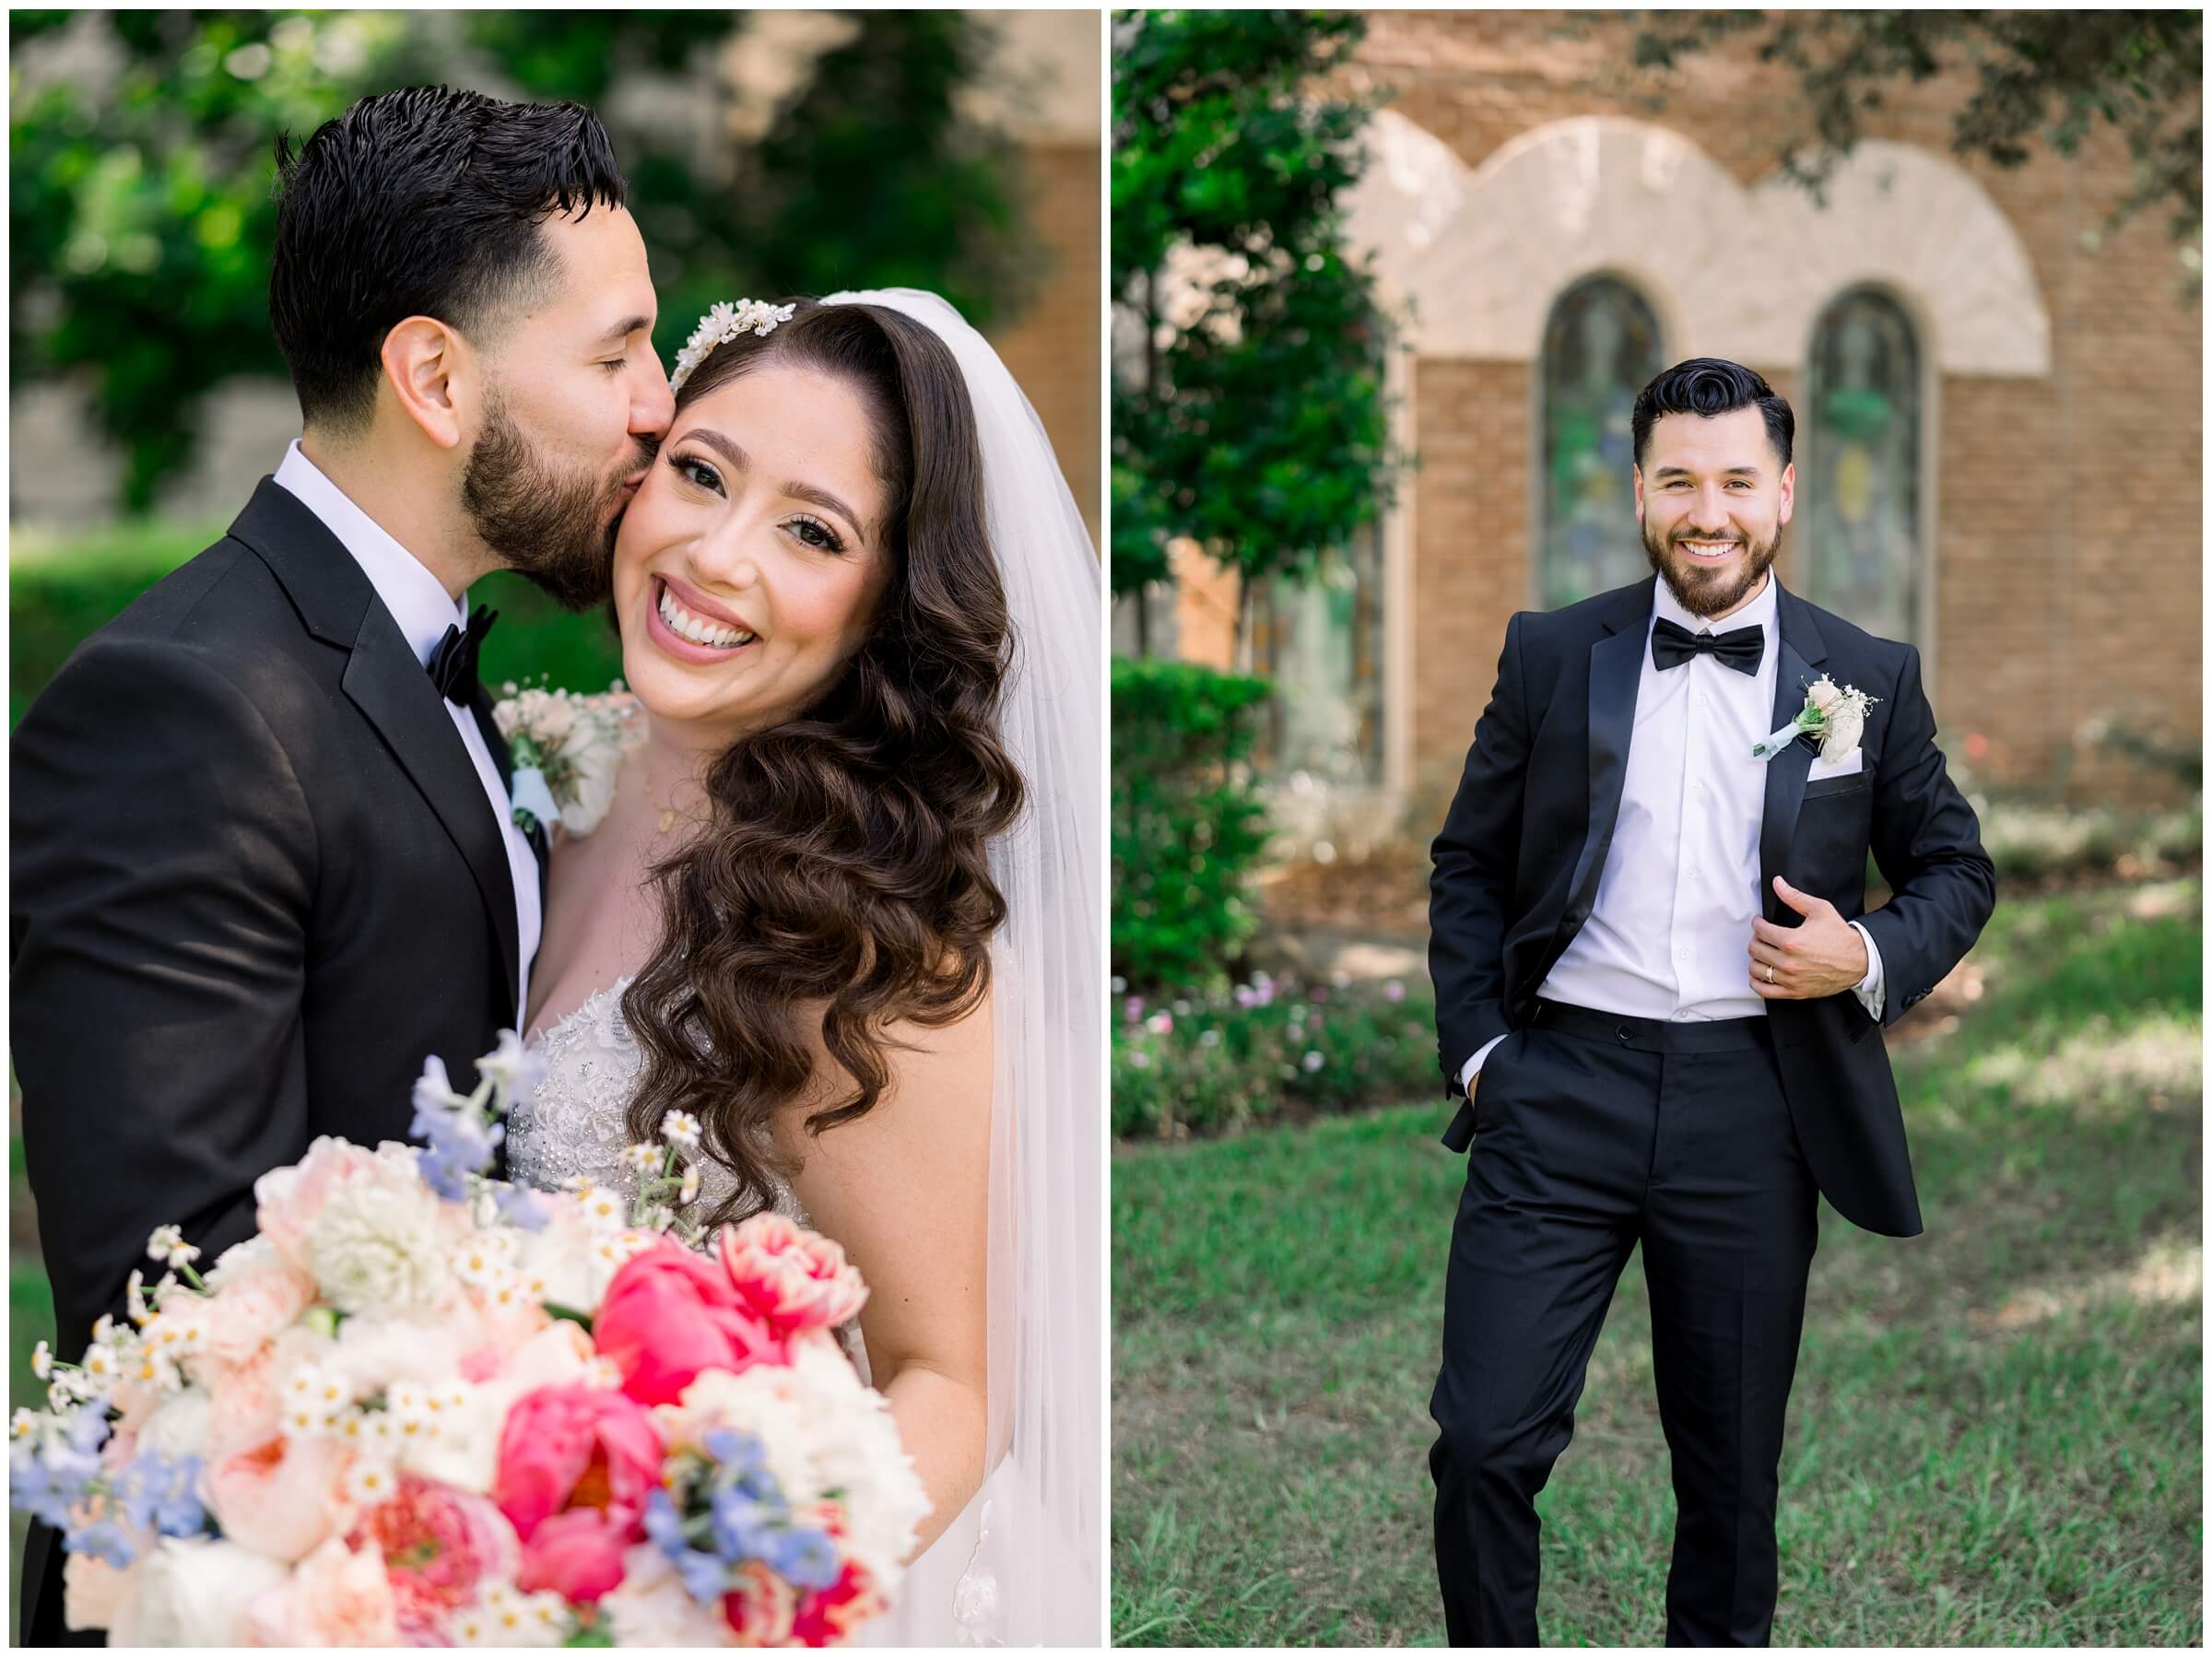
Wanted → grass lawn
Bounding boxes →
[1112,879,2204,1646]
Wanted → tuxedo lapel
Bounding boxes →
[1555,580,1654,957]
[229,478,524,1012]
[343,617,524,1011]
[1758,581,1829,923]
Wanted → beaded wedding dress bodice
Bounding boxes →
[507,975,811,1232]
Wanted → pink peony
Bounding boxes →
[202,1323,331,1464]
[593,1239,788,1406]
[347,1475,521,1643]
[245,1535,400,1646]
[205,1431,350,1563]
[717,1214,868,1337]
[493,1383,664,1603]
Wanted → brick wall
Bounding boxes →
[1363,12,2202,802]
[989,140,1102,548]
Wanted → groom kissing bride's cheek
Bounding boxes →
[14,85,1102,1647]
[1428,359,1996,1647]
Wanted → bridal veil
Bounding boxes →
[824,288,1103,1646]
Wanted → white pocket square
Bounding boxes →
[1806,748,1865,782]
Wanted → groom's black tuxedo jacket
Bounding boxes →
[1430,574,1995,1240]
[11,479,540,1642]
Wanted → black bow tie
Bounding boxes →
[1651,617,1763,676]
[427,604,498,705]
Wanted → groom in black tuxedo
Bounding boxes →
[11,88,671,1642]
[1427,359,1994,1645]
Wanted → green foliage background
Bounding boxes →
[1111,658,1275,992]
[1109,9,1400,603]
[10,8,1041,511]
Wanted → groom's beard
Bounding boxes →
[462,401,651,613]
[1641,517,1782,619]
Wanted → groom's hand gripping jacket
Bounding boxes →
[1429,577,1995,1237]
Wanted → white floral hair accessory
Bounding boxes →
[668,298,798,393]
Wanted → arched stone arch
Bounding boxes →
[1757,140,2050,377]
[1346,112,2052,378]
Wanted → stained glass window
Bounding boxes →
[1805,288,1922,646]
[1540,276,1665,609]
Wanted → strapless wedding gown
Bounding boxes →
[506,977,992,1647]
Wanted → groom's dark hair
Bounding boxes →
[1631,358,1794,471]
[269,86,628,434]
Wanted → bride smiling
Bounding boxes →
[503,291,1101,1645]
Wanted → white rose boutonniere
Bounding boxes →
[1752,674,1879,763]
[492,681,643,836]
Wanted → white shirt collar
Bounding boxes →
[1652,564,1779,640]
[272,440,466,668]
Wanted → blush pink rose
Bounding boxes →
[347,1475,520,1643]
[494,1383,664,1603]
[592,1240,788,1406]
[195,1244,317,1367]
[717,1214,868,1336]
[206,1433,349,1563]
[245,1536,400,1646]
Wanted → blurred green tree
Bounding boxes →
[1110,9,1402,652]
[1620,11,2202,288]
[10,9,1037,511]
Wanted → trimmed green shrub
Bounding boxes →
[1112,656,1275,992]
[1112,972,1440,1138]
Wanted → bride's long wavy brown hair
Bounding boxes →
[618,300,1022,1225]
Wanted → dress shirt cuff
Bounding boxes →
[1847,920,1884,1021]
[1458,1031,1511,1093]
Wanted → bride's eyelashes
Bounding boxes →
[663,450,849,554]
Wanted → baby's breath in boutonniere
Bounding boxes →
[1752,674,1880,764]
[492,680,643,835]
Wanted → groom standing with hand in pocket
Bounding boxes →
[1427,359,1994,1645]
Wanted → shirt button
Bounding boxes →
[1677,946,1691,961]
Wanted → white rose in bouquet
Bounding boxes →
[105,1536,289,1646]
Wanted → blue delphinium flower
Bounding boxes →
[9,1445,77,1530]
[116,1449,206,1540]
[61,1518,136,1570]
[701,1428,766,1481]
[761,1524,841,1592]
[643,1487,690,1561]
[709,1487,779,1561]
[674,1544,733,1606]
[493,1183,552,1232]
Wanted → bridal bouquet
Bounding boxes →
[11,1043,928,1646]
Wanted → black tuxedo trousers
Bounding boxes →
[1431,1003,1818,1647]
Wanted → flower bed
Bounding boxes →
[1111,974,1440,1139]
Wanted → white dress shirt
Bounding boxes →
[1462,571,1881,1088]
[274,441,542,1020]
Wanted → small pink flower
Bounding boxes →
[1124,996,1146,1023]
[1384,980,1406,1003]
[717,1215,868,1336]
[494,1383,665,1604]
[720,1561,799,1644]
[1146,1011,1174,1036]
[593,1239,788,1406]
